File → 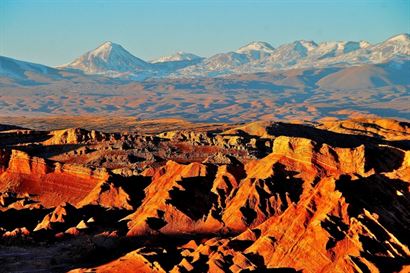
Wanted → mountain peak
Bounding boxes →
[236,41,275,53]
[97,41,124,49]
[359,40,371,48]
[152,51,203,63]
[90,41,128,60]
[294,40,318,51]
[386,33,410,43]
[100,41,113,47]
[60,41,149,76]
[55,33,408,79]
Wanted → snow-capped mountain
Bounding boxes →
[174,33,409,76]
[174,42,275,77]
[236,41,275,53]
[235,41,275,63]
[150,52,204,73]
[353,33,409,62]
[297,34,407,68]
[59,41,152,79]
[175,40,323,76]
[261,40,318,68]
[151,52,203,63]
[259,40,371,70]
[3,33,406,81]
[179,52,251,77]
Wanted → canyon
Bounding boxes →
[0,118,409,272]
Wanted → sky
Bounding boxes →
[0,0,409,66]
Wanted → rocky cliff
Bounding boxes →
[0,119,408,272]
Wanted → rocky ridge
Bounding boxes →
[0,118,408,272]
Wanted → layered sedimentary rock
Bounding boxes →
[0,149,109,206]
[0,119,408,272]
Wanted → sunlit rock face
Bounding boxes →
[0,118,409,273]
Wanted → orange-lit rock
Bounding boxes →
[0,150,109,207]
[0,118,408,272]
[125,161,225,236]
[68,250,166,273]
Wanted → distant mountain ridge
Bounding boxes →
[1,33,409,80]
[179,34,409,77]
[57,41,153,79]
[151,51,203,63]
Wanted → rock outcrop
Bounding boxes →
[0,118,408,272]
[0,149,109,207]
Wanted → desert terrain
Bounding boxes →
[1,62,409,123]
[0,118,409,272]
[1,30,409,273]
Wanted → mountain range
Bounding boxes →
[0,33,409,122]
[1,33,409,80]
[1,34,409,273]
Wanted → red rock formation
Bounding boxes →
[34,203,78,231]
[43,128,108,145]
[0,150,109,207]
[68,250,166,273]
[125,161,224,236]
[0,118,408,272]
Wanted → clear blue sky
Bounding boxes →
[1,0,409,66]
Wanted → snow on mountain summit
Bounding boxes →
[359,41,371,48]
[261,40,318,67]
[357,33,410,62]
[297,40,318,52]
[54,34,409,79]
[87,41,134,62]
[386,33,410,43]
[176,35,409,77]
[60,41,150,77]
[151,52,203,63]
[236,41,275,53]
